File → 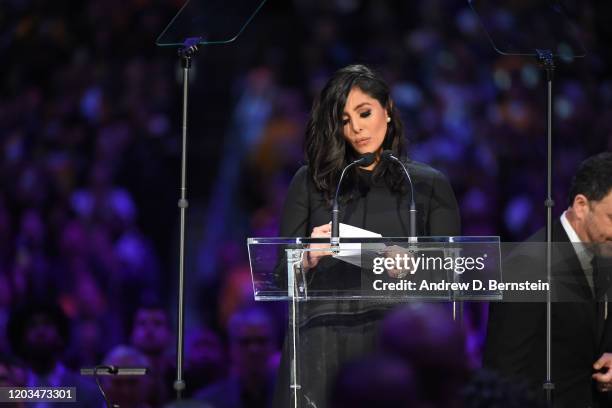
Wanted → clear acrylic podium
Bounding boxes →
[248,236,501,408]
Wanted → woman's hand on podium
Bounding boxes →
[304,223,332,269]
[383,245,413,279]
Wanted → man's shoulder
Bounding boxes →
[526,220,569,243]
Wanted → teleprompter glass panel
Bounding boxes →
[156,0,267,47]
[468,0,585,58]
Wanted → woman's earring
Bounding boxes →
[386,117,391,123]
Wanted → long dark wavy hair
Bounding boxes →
[305,64,407,204]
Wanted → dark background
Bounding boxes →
[1,0,611,405]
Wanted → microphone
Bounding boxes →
[331,153,376,245]
[381,150,418,239]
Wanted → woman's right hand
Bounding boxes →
[304,223,332,269]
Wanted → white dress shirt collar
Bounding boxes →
[560,210,595,284]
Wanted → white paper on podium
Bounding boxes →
[332,223,384,267]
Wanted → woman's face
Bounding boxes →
[341,86,389,159]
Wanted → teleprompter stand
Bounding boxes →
[156,0,268,400]
[468,1,586,404]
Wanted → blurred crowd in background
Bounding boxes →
[1,0,611,406]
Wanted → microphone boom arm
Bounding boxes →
[382,151,418,238]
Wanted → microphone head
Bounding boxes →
[381,150,395,161]
[359,152,376,167]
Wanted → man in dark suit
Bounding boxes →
[484,152,612,408]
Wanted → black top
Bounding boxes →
[277,161,461,320]
[279,161,461,239]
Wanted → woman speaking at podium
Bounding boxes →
[274,64,461,407]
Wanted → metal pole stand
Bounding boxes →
[537,48,556,408]
[173,36,202,401]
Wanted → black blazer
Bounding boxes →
[484,220,612,408]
